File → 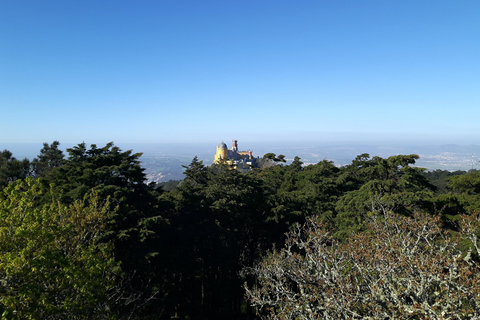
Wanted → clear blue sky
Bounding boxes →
[1,1,479,145]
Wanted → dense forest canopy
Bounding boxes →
[1,141,480,319]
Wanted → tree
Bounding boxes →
[181,156,209,187]
[254,163,304,225]
[276,154,286,162]
[288,156,303,172]
[263,153,277,160]
[258,153,287,168]
[334,154,435,239]
[430,171,480,218]
[46,142,147,202]
[43,142,167,318]
[0,178,118,319]
[45,142,154,256]
[449,171,480,195]
[245,211,480,319]
[45,142,155,232]
[0,150,31,189]
[161,160,275,318]
[32,140,64,177]
[423,169,467,194]
[293,160,343,224]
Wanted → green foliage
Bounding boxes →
[44,142,160,240]
[256,159,343,226]
[426,170,480,225]
[181,156,208,187]
[449,171,480,195]
[0,150,31,189]
[288,156,303,172]
[42,142,167,318]
[155,179,182,192]
[3,142,478,319]
[262,153,286,163]
[160,160,275,318]
[46,142,146,203]
[294,160,342,223]
[263,153,276,160]
[334,154,435,239]
[0,178,118,319]
[31,141,65,178]
[423,169,466,194]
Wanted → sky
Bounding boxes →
[1,1,479,146]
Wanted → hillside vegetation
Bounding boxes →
[1,142,480,319]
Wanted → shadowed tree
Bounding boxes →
[32,140,64,177]
[0,150,31,189]
[43,142,167,318]
[334,154,435,239]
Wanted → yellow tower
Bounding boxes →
[214,142,228,163]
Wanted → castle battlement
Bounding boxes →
[214,140,256,172]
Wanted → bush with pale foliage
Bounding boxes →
[244,211,480,319]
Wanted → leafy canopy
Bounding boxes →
[0,178,118,319]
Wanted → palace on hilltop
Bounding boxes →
[214,140,257,172]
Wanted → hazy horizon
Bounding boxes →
[4,139,480,157]
[4,140,480,176]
